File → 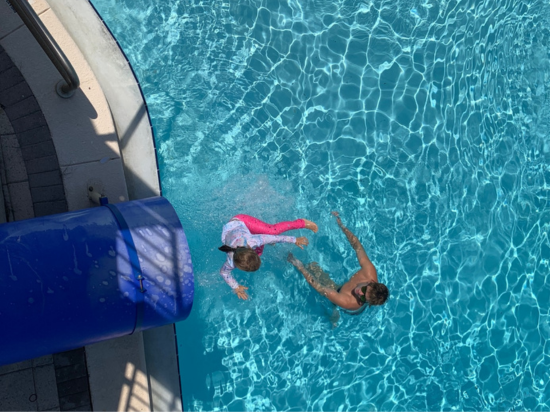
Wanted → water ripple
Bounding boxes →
[91,0,550,410]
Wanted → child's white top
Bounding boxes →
[220,219,296,289]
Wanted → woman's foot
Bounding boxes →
[303,219,318,233]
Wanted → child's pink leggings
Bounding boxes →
[233,214,305,256]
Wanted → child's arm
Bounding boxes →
[246,234,308,249]
[220,260,249,300]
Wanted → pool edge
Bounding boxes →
[43,1,182,411]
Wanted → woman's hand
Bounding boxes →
[331,211,343,225]
[295,236,309,249]
[234,285,249,300]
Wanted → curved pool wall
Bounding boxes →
[0,196,194,366]
[89,0,550,410]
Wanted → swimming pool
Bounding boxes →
[89,0,550,410]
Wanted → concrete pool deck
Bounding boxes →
[0,0,181,410]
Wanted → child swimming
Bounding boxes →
[219,214,318,300]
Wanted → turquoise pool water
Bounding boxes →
[90,0,550,410]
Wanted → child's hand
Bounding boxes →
[234,285,249,300]
[295,236,309,249]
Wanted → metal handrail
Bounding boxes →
[8,0,80,98]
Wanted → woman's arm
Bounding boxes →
[296,264,356,309]
[332,212,373,270]
[287,253,349,308]
[296,262,329,295]
[288,253,355,309]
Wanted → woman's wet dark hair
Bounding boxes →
[369,283,389,306]
[218,246,261,272]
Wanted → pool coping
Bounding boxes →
[47,0,161,201]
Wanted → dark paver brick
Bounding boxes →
[17,125,52,147]
[24,155,58,174]
[34,200,68,217]
[0,66,24,92]
[1,1,15,13]
[28,170,63,188]
[0,50,14,74]
[54,364,87,385]
[0,81,33,107]
[53,349,86,369]
[10,111,47,133]
[31,185,65,203]
[57,377,89,398]
[3,96,41,122]
[21,140,56,161]
[59,390,90,411]
[65,404,92,411]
